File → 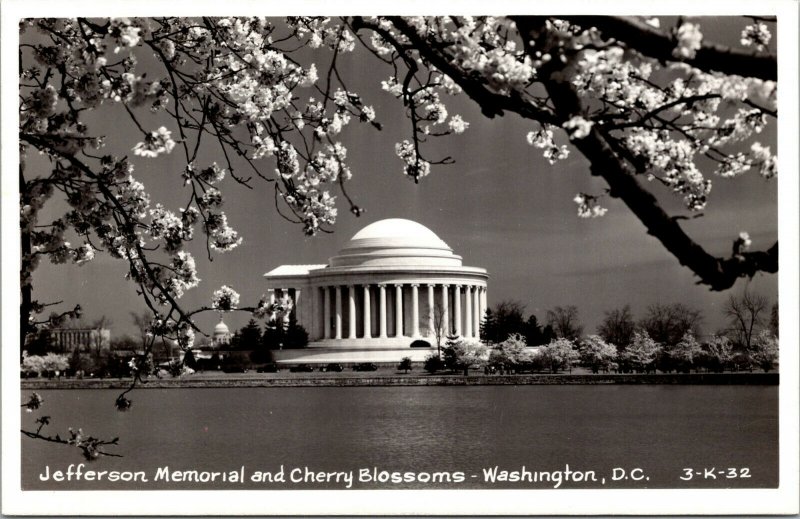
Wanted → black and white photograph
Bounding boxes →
[2,0,798,515]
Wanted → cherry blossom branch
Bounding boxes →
[21,425,122,459]
[20,133,200,332]
[513,17,778,288]
[557,16,777,81]
[354,17,558,124]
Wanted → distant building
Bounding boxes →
[49,327,111,353]
[212,316,232,347]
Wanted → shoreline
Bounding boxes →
[21,372,778,389]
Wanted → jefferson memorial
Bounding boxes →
[264,218,489,363]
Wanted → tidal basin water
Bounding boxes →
[22,385,777,490]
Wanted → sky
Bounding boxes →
[24,16,778,340]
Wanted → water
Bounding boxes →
[21,385,778,490]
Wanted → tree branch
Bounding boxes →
[354,16,558,124]
[557,83,776,289]
[21,429,122,459]
[513,17,778,290]
[559,16,776,81]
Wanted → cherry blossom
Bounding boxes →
[672,23,703,60]
[395,140,431,180]
[73,244,95,265]
[164,251,200,299]
[527,127,570,164]
[132,127,176,158]
[562,116,593,140]
[448,114,469,134]
[211,285,241,311]
[740,23,771,51]
[573,193,608,218]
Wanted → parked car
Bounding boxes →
[257,363,280,373]
[323,363,344,372]
[289,364,314,373]
[353,362,378,372]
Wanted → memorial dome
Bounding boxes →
[213,317,230,337]
[264,216,488,360]
[329,218,462,267]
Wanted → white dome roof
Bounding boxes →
[213,318,230,336]
[329,218,462,268]
[348,219,450,249]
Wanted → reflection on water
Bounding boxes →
[22,385,778,490]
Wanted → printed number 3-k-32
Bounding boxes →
[680,468,751,480]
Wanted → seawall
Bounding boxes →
[21,372,778,389]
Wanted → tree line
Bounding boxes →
[439,291,778,375]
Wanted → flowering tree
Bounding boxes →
[669,332,704,373]
[578,335,618,373]
[703,334,734,372]
[444,339,488,375]
[21,352,69,377]
[751,329,779,372]
[488,333,532,371]
[19,16,778,452]
[624,330,661,373]
[539,337,580,373]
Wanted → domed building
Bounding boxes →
[264,218,489,363]
[212,315,231,347]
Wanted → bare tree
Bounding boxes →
[89,315,112,357]
[131,310,169,359]
[546,305,583,341]
[130,311,151,348]
[724,290,770,350]
[431,302,449,358]
[638,303,703,347]
[597,305,635,349]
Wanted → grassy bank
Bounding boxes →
[21,371,778,389]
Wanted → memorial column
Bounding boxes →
[454,285,462,336]
[363,285,372,339]
[441,285,449,335]
[473,287,481,338]
[395,284,404,337]
[379,284,388,338]
[465,285,473,339]
[323,286,331,339]
[348,285,357,339]
[427,284,435,338]
[334,286,342,339]
[411,284,420,337]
